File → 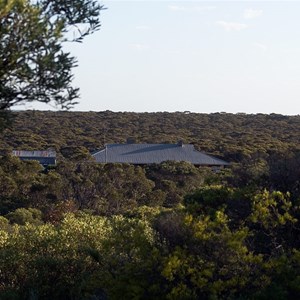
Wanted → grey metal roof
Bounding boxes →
[12,150,56,166]
[92,143,229,166]
[12,150,56,157]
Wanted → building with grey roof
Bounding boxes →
[92,141,229,168]
[12,150,56,166]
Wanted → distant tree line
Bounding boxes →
[1,110,299,159]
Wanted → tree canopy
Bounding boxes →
[0,0,103,110]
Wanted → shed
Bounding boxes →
[12,150,56,166]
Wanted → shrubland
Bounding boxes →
[1,111,300,299]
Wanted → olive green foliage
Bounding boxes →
[1,111,300,299]
[1,111,299,156]
[6,207,43,225]
[0,156,208,216]
[1,195,300,299]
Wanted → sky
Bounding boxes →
[28,1,300,115]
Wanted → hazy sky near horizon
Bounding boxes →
[29,1,300,115]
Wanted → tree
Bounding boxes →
[6,207,43,225]
[0,0,103,110]
[160,212,266,300]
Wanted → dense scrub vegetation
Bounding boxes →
[1,110,300,299]
[1,110,300,158]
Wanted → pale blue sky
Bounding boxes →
[30,1,300,115]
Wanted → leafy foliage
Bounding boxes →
[0,0,103,110]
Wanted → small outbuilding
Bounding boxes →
[12,150,56,166]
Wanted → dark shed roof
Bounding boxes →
[92,143,229,166]
[18,156,56,166]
